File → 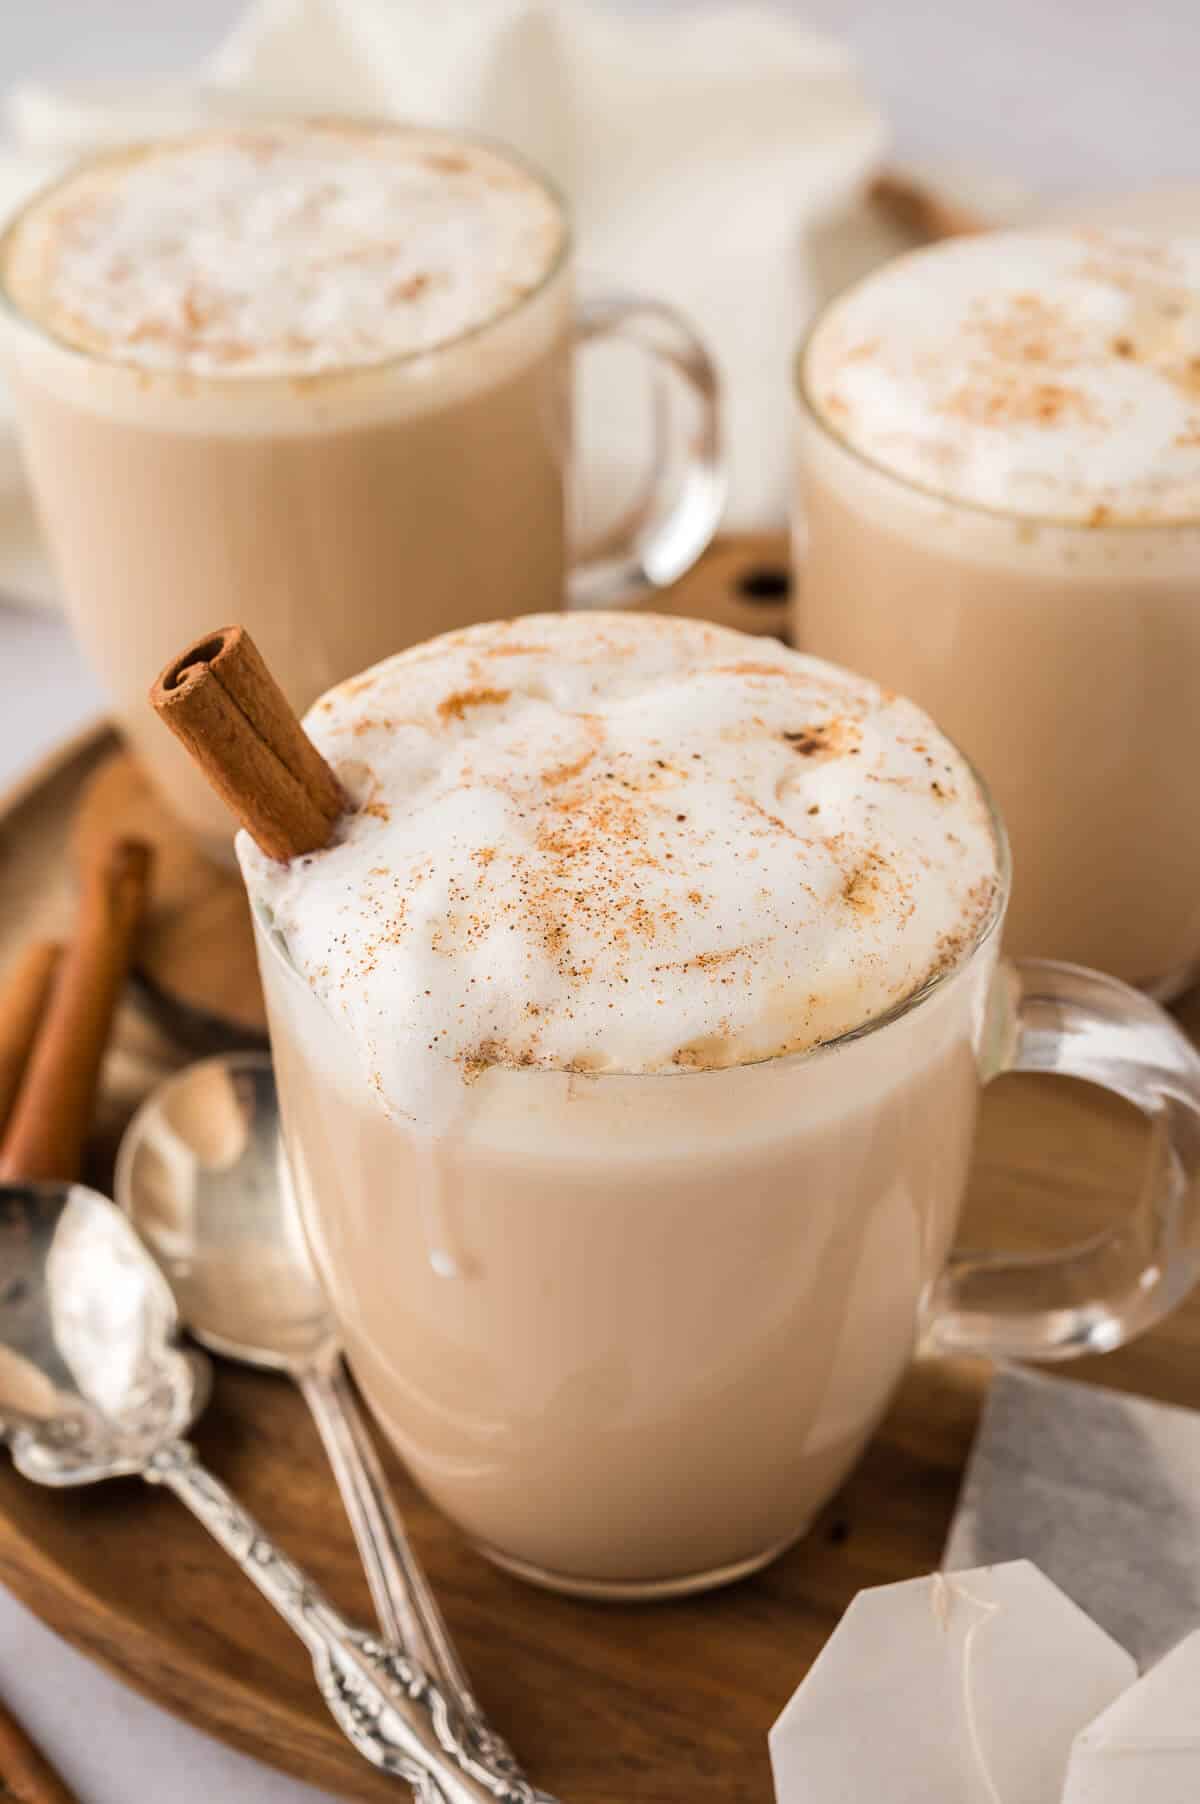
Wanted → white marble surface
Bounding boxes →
[1,1,1198,1798]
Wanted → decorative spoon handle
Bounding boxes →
[300,1354,517,1777]
[300,1358,437,1667]
[146,1441,549,1804]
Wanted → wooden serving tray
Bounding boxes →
[2,540,1199,1802]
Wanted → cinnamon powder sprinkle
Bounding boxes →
[809,232,1200,523]
[424,152,470,175]
[785,728,828,755]
[842,852,892,913]
[249,616,1001,1087]
[389,272,431,303]
[782,717,861,760]
[944,380,1099,429]
[543,749,596,787]
[437,686,511,722]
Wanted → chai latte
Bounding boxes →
[797,231,1200,991]
[0,122,569,848]
[240,612,1001,1593]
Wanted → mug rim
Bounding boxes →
[246,745,1012,1083]
[793,248,1200,535]
[0,115,574,392]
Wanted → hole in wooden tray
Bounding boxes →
[736,564,792,603]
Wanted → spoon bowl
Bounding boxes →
[115,1052,332,1370]
[0,1178,532,1802]
[115,1051,539,1796]
[0,1179,208,1484]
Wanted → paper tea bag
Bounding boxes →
[769,1561,1134,1804]
[1063,1628,1200,1804]
[944,1365,1200,1665]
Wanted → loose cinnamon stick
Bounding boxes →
[868,170,990,243]
[0,838,152,1185]
[150,626,344,861]
[0,1693,78,1804]
[0,940,61,1138]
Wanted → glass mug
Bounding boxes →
[0,122,724,854]
[792,317,1200,999]
[243,783,1200,1599]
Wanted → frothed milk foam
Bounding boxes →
[804,232,1200,522]
[242,614,1002,1588]
[798,231,1200,986]
[3,125,562,373]
[0,123,570,846]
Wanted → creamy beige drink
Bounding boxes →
[0,122,568,848]
[240,611,1004,1593]
[1,121,725,852]
[797,231,1200,992]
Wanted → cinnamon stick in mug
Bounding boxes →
[0,939,61,1137]
[0,838,152,1184]
[150,626,345,861]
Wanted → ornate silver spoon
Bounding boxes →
[114,1051,528,1791]
[0,1177,547,1804]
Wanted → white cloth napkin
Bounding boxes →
[213,0,888,526]
[0,0,887,610]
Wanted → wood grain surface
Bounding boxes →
[2,536,1198,1802]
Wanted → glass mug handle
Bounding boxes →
[567,294,725,608]
[925,958,1200,1361]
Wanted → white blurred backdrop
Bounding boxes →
[2,0,1197,197]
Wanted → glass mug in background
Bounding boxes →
[0,121,724,853]
[792,234,1200,997]
[244,788,1200,1599]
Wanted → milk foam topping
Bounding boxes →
[240,614,999,1118]
[2,121,564,377]
[805,231,1200,522]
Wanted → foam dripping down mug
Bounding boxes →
[232,614,1200,1599]
[0,119,724,854]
